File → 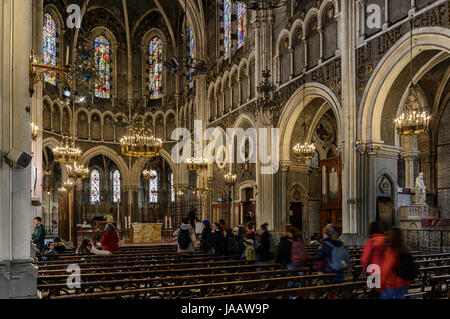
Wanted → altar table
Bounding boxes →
[131,223,162,243]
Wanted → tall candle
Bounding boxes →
[165,216,168,229]
[65,46,69,65]
[128,216,131,229]
[169,217,172,229]
[124,217,127,230]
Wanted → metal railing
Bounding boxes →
[404,229,450,252]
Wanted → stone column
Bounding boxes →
[0,0,38,299]
[400,135,419,190]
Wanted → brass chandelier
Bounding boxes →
[142,169,158,180]
[293,89,316,160]
[224,171,237,186]
[394,21,431,136]
[186,156,209,172]
[53,135,82,164]
[66,162,89,179]
[120,116,162,158]
[249,67,282,127]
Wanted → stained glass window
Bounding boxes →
[224,0,231,59]
[149,37,162,99]
[90,169,101,204]
[149,170,159,203]
[94,35,111,99]
[112,170,121,203]
[237,4,247,49]
[169,172,175,202]
[43,13,56,85]
[189,27,195,86]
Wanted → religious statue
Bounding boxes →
[415,172,427,206]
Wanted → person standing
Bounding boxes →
[209,222,225,255]
[187,209,201,229]
[32,217,45,252]
[361,221,387,273]
[315,225,349,284]
[255,223,275,263]
[200,220,212,253]
[173,218,197,253]
[380,227,416,299]
[100,223,119,253]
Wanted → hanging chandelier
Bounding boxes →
[395,21,431,136]
[224,171,237,186]
[232,0,288,10]
[63,179,75,191]
[164,0,207,79]
[66,162,89,179]
[293,88,316,160]
[53,135,82,164]
[249,67,282,126]
[395,84,431,135]
[186,156,209,172]
[120,116,162,158]
[142,169,158,180]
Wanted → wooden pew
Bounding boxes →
[37,259,259,275]
[197,281,371,299]
[49,273,336,299]
[37,263,281,285]
[39,268,314,298]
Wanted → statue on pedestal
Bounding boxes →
[414,172,427,206]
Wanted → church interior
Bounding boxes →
[1,0,450,300]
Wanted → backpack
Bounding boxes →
[178,227,191,250]
[396,253,419,281]
[289,239,307,266]
[324,241,351,272]
[243,242,256,261]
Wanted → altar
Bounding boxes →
[130,223,163,243]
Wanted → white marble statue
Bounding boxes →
[415,172,427,206]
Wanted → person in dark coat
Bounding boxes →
[255,223,275,263]
[187,209,201,229]
[276,225,294,269]
[208,222,225,255]
[100,223,120,253]
[32,217,45,252]
[315,225,345,284]
[200,220,212,252]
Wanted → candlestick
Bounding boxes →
[65,46,69,65]
[169,216,172,229]
[165,216,168,229]
[124,217,127,230]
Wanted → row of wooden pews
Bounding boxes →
[34,244,450,299]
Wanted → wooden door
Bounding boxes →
[289,202,303,231]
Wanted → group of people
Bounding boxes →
[174,214,418,299]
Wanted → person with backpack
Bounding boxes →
[276,225,294,269]
[255,223,275,263]
[315,225,350,284]
[225,228,239,256]
[242,235,256,261]
[380,227,416,299]
[173,218,197,253]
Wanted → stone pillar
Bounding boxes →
[0,0,38,299]
[31,0,43,221]
[400,135,419,190]
[339,0,359,238]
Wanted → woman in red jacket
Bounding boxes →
[361,221,387,272]
[100,223,119,253]
[380,227,412,299]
